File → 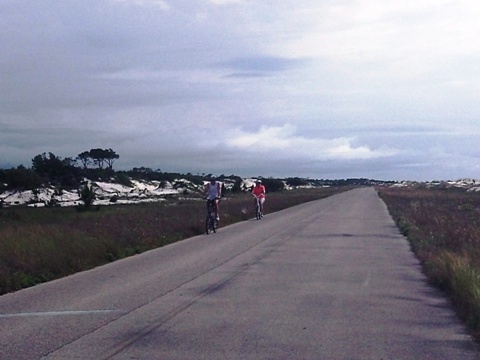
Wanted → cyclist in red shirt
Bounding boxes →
[251,179,266,216]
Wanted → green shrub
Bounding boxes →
[77,184,96,210]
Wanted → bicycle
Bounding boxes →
[253,194,263,220]
[205,198,219,234]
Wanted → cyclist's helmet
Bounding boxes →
[256,179,262,184]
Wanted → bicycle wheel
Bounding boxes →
[205,215,211,234]
[256,203,261,220]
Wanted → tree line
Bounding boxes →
[0,149,391,194]
[0,149,119,191]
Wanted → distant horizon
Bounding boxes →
[1,158,478,184]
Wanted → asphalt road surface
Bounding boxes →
[1,188,479,359]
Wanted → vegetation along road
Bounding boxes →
[0,188,479,359]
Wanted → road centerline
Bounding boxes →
[0,310,122,318]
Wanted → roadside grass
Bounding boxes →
[0,187,345,295]
[377,186,480,341]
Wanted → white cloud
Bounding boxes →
[208,0,243,5]
[226,124,397,161]
[112,0,170,10]
[274,1,480,80]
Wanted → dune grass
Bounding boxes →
[377,186,480,341]
[0,187,344,295]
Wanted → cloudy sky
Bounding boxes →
[1,0,479,181]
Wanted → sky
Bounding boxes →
[1,0,479,181]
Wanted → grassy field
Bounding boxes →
[0,187,346,295]
[377,186,480,341]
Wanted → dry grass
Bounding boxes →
[377,186,480,341]
[0,187,345,295]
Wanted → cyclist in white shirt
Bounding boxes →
[204,176,221,221]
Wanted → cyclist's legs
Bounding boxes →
[214,199,219,220]
[253,198,262,213]
[207,199,218,220]
[207,199,214,214]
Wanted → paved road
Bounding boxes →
[1,188,479,359]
